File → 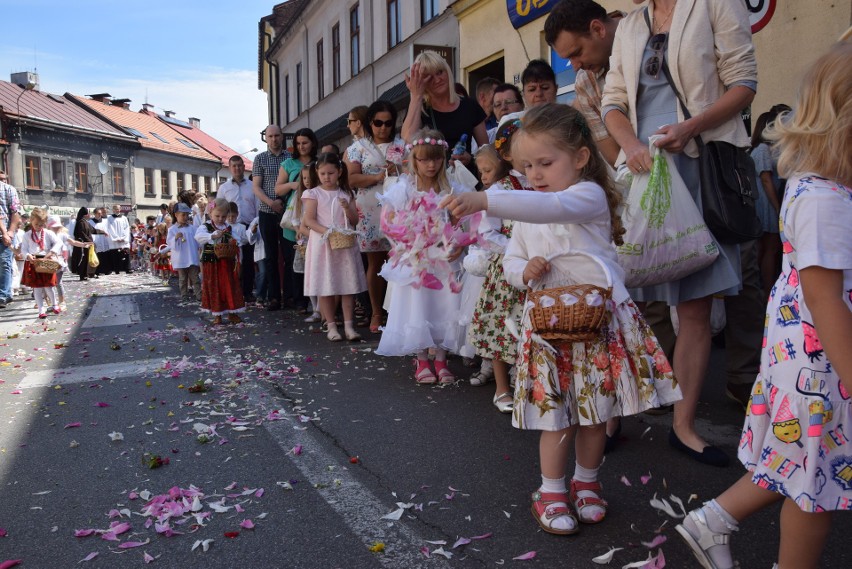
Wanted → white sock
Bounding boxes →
[480,358,493,374]
[35,288,45,313]
[45,287,57,308]
[344,320,355,334]
[704,500,739,533]
[572,462,605,523]
[538,476,575,532]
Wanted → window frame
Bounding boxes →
[160,170,171,197]
[350,4,360,77]
[24,155,41,189]
[317,38,325,101]
[176,172,185,194]
[191,174,199,193]
[332,23,341,89]
[50,159,66,191]
[296,62,303,115]
[111,166,125,196]
[387,0,401,49]
[74,162,89,193]
[143,168,155,196]
[421,0,438,24]
[284,74,291,124]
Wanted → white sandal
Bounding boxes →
[492,392,513,413]
[470,368,494,386]
[675,509,735,569]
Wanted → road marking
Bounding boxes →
[17,358,165,388]
[82,295,140,327]
[252,386,437,568]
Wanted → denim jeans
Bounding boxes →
[0,241,13,302]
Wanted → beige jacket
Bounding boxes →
[601,0,757,159]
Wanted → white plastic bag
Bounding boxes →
[279,192,299,230]
[617,137,719,288]
[446,160,479,189]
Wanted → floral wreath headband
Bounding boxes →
[405,137,449,153]
[494,119,522,151]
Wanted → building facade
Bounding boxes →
[259,0,458,150]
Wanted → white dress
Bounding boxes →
[375,175,472,357]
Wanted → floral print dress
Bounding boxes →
[738,174,852,513]
[469,173,531,364]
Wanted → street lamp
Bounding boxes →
[15,80,36,195]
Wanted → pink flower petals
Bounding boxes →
[0,561,22,569]
[74,529,96,538]
[239,519,255,530]
[292,444,303,456]
[93,402,110,407]
[641,473,653,485]
[118,538,150,549]
[512,551,537,561]
[0,528,6,537]
[451,537,470,549]
[79,552,99,562]
[64,422,82,429]
[620,475,632,486]
[143,552,156,564]
[641,535,667,549]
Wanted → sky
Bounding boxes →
[0,0,272,158]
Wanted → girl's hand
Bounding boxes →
[653,120,698,155]
[624,138,653,175]
[26,254,35,262]
[339,197,349,210]
[440,192,487,219]
[523,256,551,284]
[385,162,399,176]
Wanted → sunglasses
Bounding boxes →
[643,33,668,79]
[372,119,394,128]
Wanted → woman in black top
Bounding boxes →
[401,50,488,166]
[70,207,98,281]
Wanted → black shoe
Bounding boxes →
[668,429,730,467]
[604,418,622,454]
[0,299,7,308]
[266,300,281,312]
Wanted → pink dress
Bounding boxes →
[302,187,367,296]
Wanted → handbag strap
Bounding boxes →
[642,8,705,150]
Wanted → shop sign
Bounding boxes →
[746,0,776,33]
[506,0,554,30]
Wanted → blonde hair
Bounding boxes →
[768,42,852,186]
[517,104,625,246]
[414,50,458,108]
[407,128,451,192]
[474,144,511,182]
[29,207,47,224]
[211,197,230,214]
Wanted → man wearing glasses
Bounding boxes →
[0,170,22,308]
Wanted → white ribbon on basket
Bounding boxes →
[320,190,361,243]
[517,250,615,353]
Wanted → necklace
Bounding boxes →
[654,1,676,33]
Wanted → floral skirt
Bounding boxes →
[200,259,245,315]
[469,254,527,364]
[21,261,57,288]
[512,299,681,431]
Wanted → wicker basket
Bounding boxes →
[527,252,613,342]
[213,241,239,259]
[33,258,61,274]
[295,242,307,256]
[328,230,356,250]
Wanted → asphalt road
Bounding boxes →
[0,273,848,569]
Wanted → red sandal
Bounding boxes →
[414,359,436,385]
[530,490,579,535]
[569,479,608,524]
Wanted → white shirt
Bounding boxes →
[20,228,62,258]
[229,222,248,262]
[247,217,265,262]
[217,178,257,225]
[106,214,131,250]
[166,223,200,269]
[195,222,247,247]
[89,218,110,253]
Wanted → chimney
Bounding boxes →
[188,117,201,129]
[88,93,112,103]
[11,71,39,91]
[112,98,131,109]
[164,110,175,118]
[142,103,155,113]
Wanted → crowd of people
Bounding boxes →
[1,1,849,566]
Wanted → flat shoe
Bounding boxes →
[436,367,455,384]
[675,509,734,569]
[469,369,494,386]
[669,429,730,467]
[345,330,361,341]
[327,330,342,342]
[493,392,513,413]
[414,361,436,385]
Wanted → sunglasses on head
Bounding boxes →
[372,119,394,128]
[643,33,668,79]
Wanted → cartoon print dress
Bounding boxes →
[738,174,852,513]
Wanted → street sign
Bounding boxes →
[411,44,455,75]
[506,0,555,30]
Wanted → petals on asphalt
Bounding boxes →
[512,551,536,560]
[591,547,622,564]
[78,552,98,563]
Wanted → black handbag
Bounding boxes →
[644,10,762,244]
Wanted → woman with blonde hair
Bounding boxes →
[401,50,488,165]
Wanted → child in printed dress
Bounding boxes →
[443,104,680,535]
[462,143,513,387]
[295,163,323,323]
[166,203,201,302]
[301,153,366,342]
[20,208,64,318]
[153,222,172,284]
[195,198,246,325]
[376,129,475,384]
[675,42,852,569]
[469,120,531,413]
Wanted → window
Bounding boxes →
[112,167,125,196]
[350,4,360,77]
[24,155,41,188]
[284,74,291,124]
[177,138,199,149]
[421,0,438,23]
[550,47,578,104]
[75,163,88,193]
[296,63,303,115]
[51,159,66,190]
[144,168,155,196]
[125,127,148,139]
[150,132,170,144]
[160,170,171,196]
[176,173,184,193]
[317,39,324,100]
[387,0,401,49]
[191,175,199,193]
[332,24,341,89]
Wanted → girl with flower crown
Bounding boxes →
[376,128,477,384]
